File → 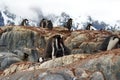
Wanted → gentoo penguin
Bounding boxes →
[40,19,53,30]
[20,19,29,26]
[40,18,47,28]
[99,35,120,51]
[64,18,73,31]
[86,23,97,30]
[43,35,71,60]
[47,20,53,30]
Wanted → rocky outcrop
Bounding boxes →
[0,26,120,80]
[65,30,111,53]
[1,49,120,80]
[0,26,112,54]
[0,54,89,76]
[0,26,46,52]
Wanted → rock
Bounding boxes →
[1,62,34,76]
[0,26,119,80]
[10,65,17,74]
[0,49,120,80]
[0,52,22,70]
[79,42,101,53]
[12,50,26,60]
[65,30,111,53]
[71,48,84,54]
[0,50,39,70]
[0,56,21,70]
[90,71,105,80]
[40,54,89,68]
[0,26,112,54]
[28,49,40,62]
[74,68,89,79]
[0,26,46,52]
[38,72,68,80]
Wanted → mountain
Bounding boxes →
[0,11,4,26]
[0,9,120,30]
[0,9,38,27]
[0,9,21,26]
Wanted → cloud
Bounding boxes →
[0,0,120,23]
[30,7,44,21]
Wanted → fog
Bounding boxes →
[0,0,120,24]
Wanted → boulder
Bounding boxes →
[0,49,120,80]
[0,52,22,70]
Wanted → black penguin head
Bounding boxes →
[68,18,72,23]
[53,35,62,39]
[53,35,63,44]
[24,19,28,21]
[88,23,92,27]
[42,18,45,21]
[86,23,92,30]
[113,36,119,40]
[23,19,29,24]
[48,20,53,23]
[69,18,72,21]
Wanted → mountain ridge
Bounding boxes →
[0,9,120,31]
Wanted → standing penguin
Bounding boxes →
[40,19,53,30]
[43,35,71,60]
[99,35,120,51]
[47,20,53,30]
[20,19,29,26]
[64,18,73,31]
[40,18,48,28]
[86,23,92,30]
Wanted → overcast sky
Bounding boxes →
[0,0,120,23]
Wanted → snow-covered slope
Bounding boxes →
[0,8,120,31]
[0,11,4,26]
[0,8,38,26]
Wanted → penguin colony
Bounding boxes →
[18,18,120,62]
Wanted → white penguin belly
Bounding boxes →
[107,38,119,50]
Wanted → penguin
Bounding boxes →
[43,35,71,60]
[20,19,29,26]
[99,35,120,51]
[47,20,53,30]
[40,19,53,30]
[86,23,97,30]
[64,18,73,31]
[40,18,48,28]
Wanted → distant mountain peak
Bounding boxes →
[0,9,120,31]
[3,9,16,20]
[0,11,4,26]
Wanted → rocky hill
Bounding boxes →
[0,26,120,80]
